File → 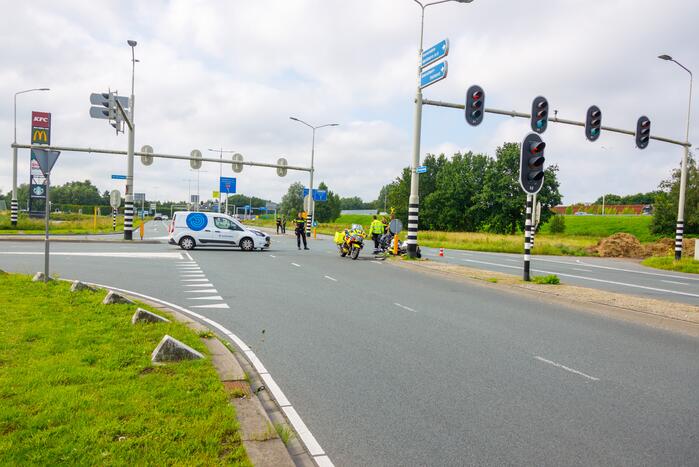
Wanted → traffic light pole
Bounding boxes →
[523,194,533,282]
[421,99,690,148]
[675,71,692,260]
[124,93,135,240]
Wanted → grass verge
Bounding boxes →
[0,273,250,466]
[0,213,147,235]
[641,256,699,274]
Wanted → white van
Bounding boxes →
[168,211,270,251]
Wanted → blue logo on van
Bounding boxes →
[186,212,207,231]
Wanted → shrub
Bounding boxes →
[565,206,573,215]
[532,274,560,284]
[548,215,566,234]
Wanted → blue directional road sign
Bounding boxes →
[416,166,428,174]
[219,176,236,194]
[303,188,328,201]
[111,174,127,180]
[420,61,448,89]
[422,39,449,68]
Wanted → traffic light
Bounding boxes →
[585,105,602,141]
[89,92,117,120]
[519,133,546,195]
[635,116,651,149]
[530,96,549,133]
[465,85,485,126]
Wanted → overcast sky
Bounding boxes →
[1,0,696,205]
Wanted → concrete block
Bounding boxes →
[151,335,204,363]
[32,272,51,282]
[102,290,134,305]
[132,307,170,324]
[70,280,97,292]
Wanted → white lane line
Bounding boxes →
[324,275,337,282]
[463,258,699,299]
[181,278,209,282]
[191,303,230,309]
[177,261,197,265]
[282,406,326,457]
[371,260,383,265]
[661,279,690,286]
[269,254,276,258]
[534,356,600,382]
[183,289,218,293]
[183,283,213,287]
[188,295,224,300]
[291,263,301,268]
[180,274,206,277]
[540,257,699,282]
[394,302,417,313]
[572,268,593,273]
[504,258,519,263]
[184,251,194,261]
[0,252,182,259]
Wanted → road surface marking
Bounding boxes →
[181,278,209,282]
[183,289,218,293]
[78,281,331,465]
[572,268,593,272]
[181,274,205,277]
[183,283,213,287]
[371,260,383,265]
[269,254,276,258]
[183,251,193,261]
[191,303,230,309]
[324,275,337,282]
[534,356,599,381]
[504,258,519,263]
[463,258,699,299]
[539,257,699,282]
[188,295,225,300]
[291,263,301,268]
[661,279,690,286]
[394,302,417,312]
[0,251,182,259]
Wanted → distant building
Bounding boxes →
[552,204,652,215]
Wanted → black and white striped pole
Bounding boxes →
[112,209,117,231]
[519,132,546,282]
[524,195,534,281]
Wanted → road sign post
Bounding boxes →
[33,149,60,283]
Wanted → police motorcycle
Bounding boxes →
[335,224,366,260]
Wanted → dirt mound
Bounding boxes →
[643,238,675,257]
[590,233,645,258]
[643,238,696,258]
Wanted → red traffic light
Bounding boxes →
[530,141,546,154]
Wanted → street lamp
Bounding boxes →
[289,116,339,236]
[208,148,237,213]
[11,87,50,225]
[658,54,693,260]
[407,0,473,257]
[124,39,138,240]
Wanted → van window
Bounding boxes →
[214,217,232,229]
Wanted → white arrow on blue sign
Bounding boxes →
[422,39,449,68]
[420,61,448,89]
[416,166,428,174]
[111,174,127,180]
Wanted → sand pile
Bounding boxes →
[590,233,645,258]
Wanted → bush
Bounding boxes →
[548,215,566,234]
[532,274,560,284]
[565,206,573,215]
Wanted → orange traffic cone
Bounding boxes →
[439,248,444,257]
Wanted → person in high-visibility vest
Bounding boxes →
[368,215,386,253]
[294,212,309,250]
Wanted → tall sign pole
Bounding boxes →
[124,40,138,240]
[33,149,60,283]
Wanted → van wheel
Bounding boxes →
[179,236,195,250]
[240,237,254,251]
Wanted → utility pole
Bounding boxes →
[124,40,138,240]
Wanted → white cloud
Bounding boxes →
[0,0,696,206]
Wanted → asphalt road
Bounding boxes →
[1,225,698,466]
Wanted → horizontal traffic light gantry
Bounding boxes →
[585,105,602,141]
[636,116,651,149]
[530,96,549,134]
[519,133,546,195]
[465,85,485,126]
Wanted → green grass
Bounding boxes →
[641,256,699,274]
[531,274,561,285]
[540,215,657,242]
[0,274,250,466]
[0,213,146,235]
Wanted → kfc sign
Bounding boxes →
[31,111,51,129]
